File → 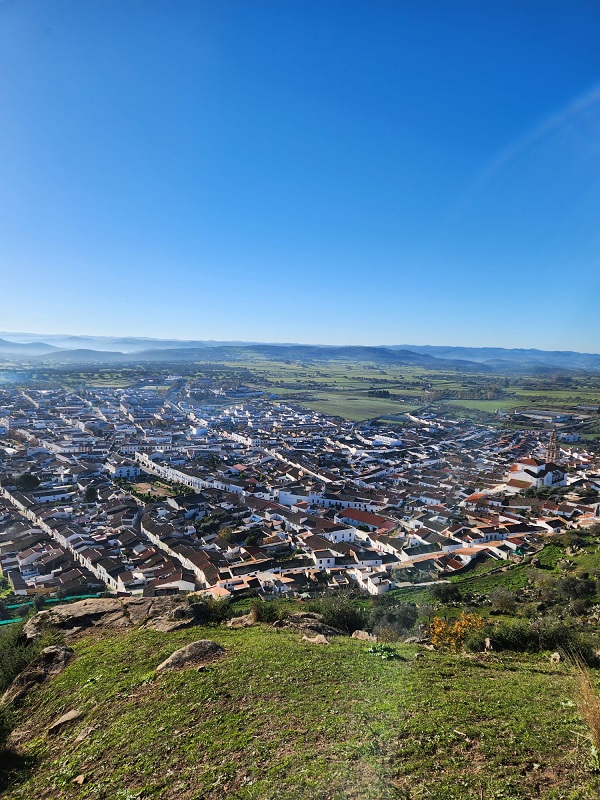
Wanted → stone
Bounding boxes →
[227,613,255,628]
[48,708,83,734]
[301,634,330,645]
[550,652,561,664]
[2,645,75,705]
[352,630,377,643]
[23,597,198,640]
[156,640,225,673]
[74,726,95,744]
[278,612,342,638]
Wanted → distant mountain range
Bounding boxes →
[390,344,600,371]
[1,333,600,372]
[0,338,61,356]
[12,344,486,372]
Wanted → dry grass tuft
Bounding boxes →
[572,658,600,769]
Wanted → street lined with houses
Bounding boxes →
[1,380,599,601]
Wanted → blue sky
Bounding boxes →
[1,0,600,350]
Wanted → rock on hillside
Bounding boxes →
[155,640,225,672]
[2,645,75,705]
[273,612,343,638]
[23,597,200,639]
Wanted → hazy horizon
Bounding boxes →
[2,328,600,357]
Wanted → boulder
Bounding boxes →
[2,645,75,705]
[23,597,197,639]
[74,726,95,744]
[156,640,225,673]
[48,708,83,734]
[227,613,255,629]
[352,630,377,643]
[301,634,330,645]
[147,601,200,632]
[403,636,432,645]
[277,612,343,638]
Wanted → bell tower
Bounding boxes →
[546,428,558,464]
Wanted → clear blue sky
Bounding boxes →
[1,0,600,350]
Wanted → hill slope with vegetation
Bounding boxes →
[1,598,600,800]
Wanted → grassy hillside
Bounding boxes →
[2,623,600,800]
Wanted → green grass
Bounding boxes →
[3,624,600,799]
[392,536,600,606]
[451,563,531,594]
[445,399,524,413]
[390,562,532,605]
[299,393,420,421]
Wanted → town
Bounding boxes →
[1,378,598,605]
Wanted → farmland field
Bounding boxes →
[10,358,600,432]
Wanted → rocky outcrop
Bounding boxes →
[48,708,83,734]
[227,613,255,629]
[301,634,330,645]
[273,612,343,638]
[2,645,75,705]
[155,640,225,673]
[352,630,377,643]
[23,597,199,640]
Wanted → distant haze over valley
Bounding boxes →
[1,332,600,373]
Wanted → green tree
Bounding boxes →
[32,594,47,611]
[429,583,462,603]
[84,485,98,503]
[490,588,517,614]
[15,473,40,492]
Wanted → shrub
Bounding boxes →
[489,588,517,614]
[244,529,263,547]
[309,595,369,634]
[188,596,232,624]
[32,595,47,611]
[370,603,418,640]
[429,583,462,603]
[558,576,595,601]
[376,624,403,643]
[569,598,590,616]
[0,623,35,696]
[465,618,598,665]
[0,621,59,748]
[365,643,400,660]
[429,613,485,652]
[485,619,538,652]
[0,705,13,751]
[249,598,291,623]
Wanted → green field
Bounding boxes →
[8,359,600,430]
[3,623,599,800]
[298,393,420,421]
[445,399,524,413]
[235,362,600,427]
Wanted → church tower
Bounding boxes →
[546,428,558,464]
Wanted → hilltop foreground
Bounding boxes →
[1,616,599,800]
